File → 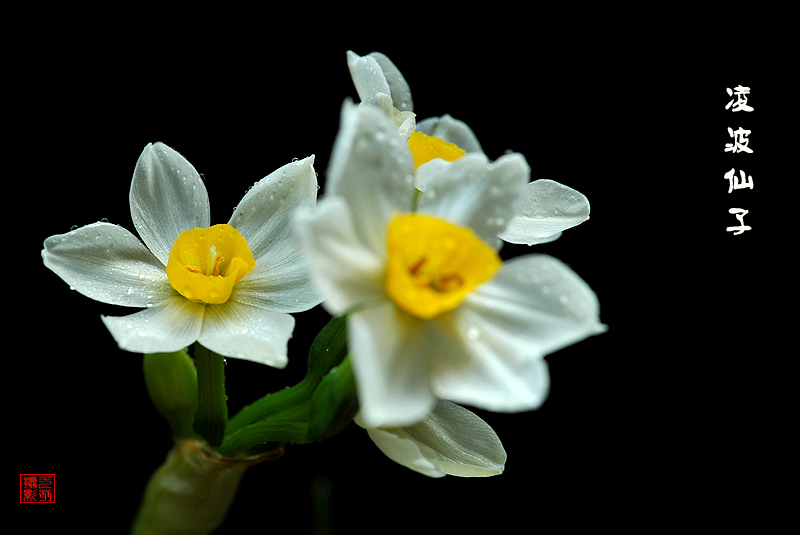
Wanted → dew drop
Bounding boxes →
[466,325,482,341]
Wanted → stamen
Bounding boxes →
[207,245,224,277]
[409,258,427,277]
[433,274,465,293]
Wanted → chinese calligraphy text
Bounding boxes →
[725,86,753,235]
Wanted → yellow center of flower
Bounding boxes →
[166,224,255,305]
[385,214,501,319]
[407,131,466,170]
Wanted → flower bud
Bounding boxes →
[143,350,198,438]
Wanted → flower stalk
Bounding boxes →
[192,345,228,448]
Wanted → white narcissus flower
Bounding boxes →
[296,104,606,428]
[346,50,590,246]
[42,142,321,367]
[356,400,507,478]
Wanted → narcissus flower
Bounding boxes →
[346,50,590,246]
[296,104,606,428]
[42,143,321,367]
[357,401,507,478]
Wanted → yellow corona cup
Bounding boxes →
[407,131,466,170]
[385,214,501,319]
[166,224,255,305]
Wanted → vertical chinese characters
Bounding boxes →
[20,474,55,503]
[725,86,754,235]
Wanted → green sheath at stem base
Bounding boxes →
[131,438,283,535]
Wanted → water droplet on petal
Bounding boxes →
[466,324,482,341]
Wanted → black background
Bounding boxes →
[12,15,785,534]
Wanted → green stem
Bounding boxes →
[217,416,310,456]
[193,344,228,448]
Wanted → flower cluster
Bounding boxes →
[42,51,605,480]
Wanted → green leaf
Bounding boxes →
[225,315,349,436]
[305,314,349,385]
[219,315,354,455]
[307,356,359,442]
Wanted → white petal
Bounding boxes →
[359,401,506,478]
[367,52,413,112]
[129,143,210,265]
[228,156,317,261]
[347,51,391,104]
[102,296,205,354]
[294,197,385,315]
[403,400,506,477]
[432,254,605,411]
[230,245,322,313]
[499,180,590,245]
[431,328,552,413]
[364,427,445,478]
[327,102,416,253]
[42,222,174,307]
[198,301,294,368]
[416,153,530,247]
[416,114,483,154]
[348,302,435,428]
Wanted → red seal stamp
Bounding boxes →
[20,474,55,503]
